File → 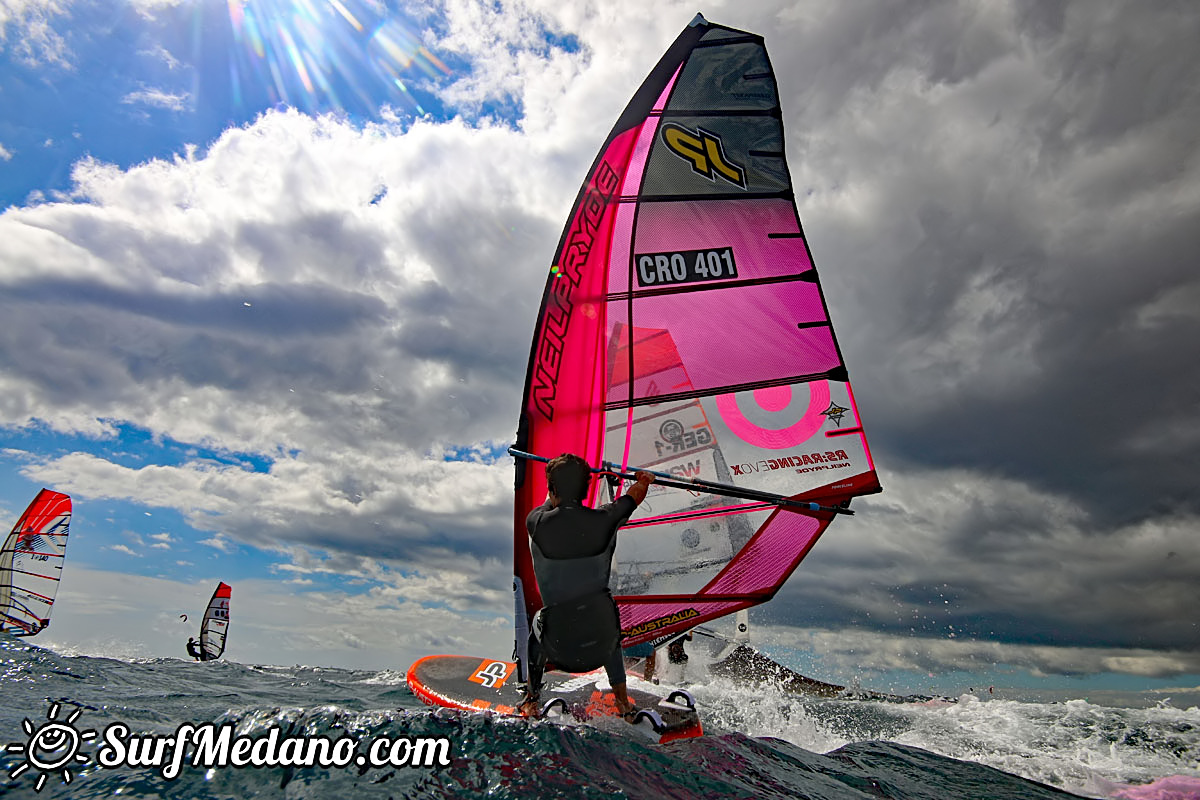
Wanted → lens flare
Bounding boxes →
[224,0,451,117]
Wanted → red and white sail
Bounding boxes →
[199,581,231,660]
[0,489,72,637]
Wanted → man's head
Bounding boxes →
[546,453,591,503]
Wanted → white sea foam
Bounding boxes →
[680,668,1200,799]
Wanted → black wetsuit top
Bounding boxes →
[524,495,638,678]
[526,496,637,606]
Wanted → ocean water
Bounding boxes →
[1,636,1197,799]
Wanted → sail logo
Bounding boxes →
[15,531,41,552]
[531,161,620,421]
[730,450,849,475]
[14,519,62,555]
[468,660,514,689]
[622,608,698,638]
[667,459,703,479]
[821,401,849,426]
[655,419,714,458]
[661,124,746,189]
[636,247,739,288]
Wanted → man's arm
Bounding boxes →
[624,470,655,506]
[526,499,553,538]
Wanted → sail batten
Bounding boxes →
[514,17,881,665]
[606,274,821,304]
[602,373,853,411]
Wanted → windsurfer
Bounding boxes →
[186,637,202,661]
[519,454,654,718]
[668,630,693,664]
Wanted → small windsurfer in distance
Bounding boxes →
[186,636,202,661]
[668,630,693,665]
[519,453,654,718]
[15,619,48,636]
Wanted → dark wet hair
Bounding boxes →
[546,453,591,503]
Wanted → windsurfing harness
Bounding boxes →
[532,593,620,674]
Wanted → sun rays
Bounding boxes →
[223,0,451,117]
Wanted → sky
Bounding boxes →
[0,0,1197,697]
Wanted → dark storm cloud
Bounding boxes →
[761,465,1199,671]
[776,2,1200,525]
[694,1,1200,673]
[0,276,389,406]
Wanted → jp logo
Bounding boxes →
[6,702,97,792]
[661,123,747,188]
[470,660,512,689]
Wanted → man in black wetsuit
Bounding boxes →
[186,637,203,661]
[668,630,693,665]
[519,453,654,718]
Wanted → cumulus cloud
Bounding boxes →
[0,0,71,66]
[121,86,189,111]
[197,534,235,553]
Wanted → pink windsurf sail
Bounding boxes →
[0,489,72,637]
[512,14,882,675]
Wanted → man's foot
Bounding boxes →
[611,681,636,719]
[518,695,542,718]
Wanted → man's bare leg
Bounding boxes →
[612,682,636,716]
